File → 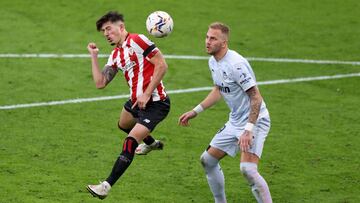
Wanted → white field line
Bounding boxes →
[0,53,360,65]
[1,73,359,110]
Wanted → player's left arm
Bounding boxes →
[239,85,263,152]
[132,51,168,109]
[146,50,168,94]
[232,63,262,124]
[232,61,263,151]
[246,86,263,124]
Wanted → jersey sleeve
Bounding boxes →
[105,49,117,68]
[232,63,256,91]
[208,58,217,85]
[131,34,159,60]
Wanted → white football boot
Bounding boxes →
[135,140,164,155]
[86,181,111,200]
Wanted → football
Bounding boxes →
[146,11,173,38]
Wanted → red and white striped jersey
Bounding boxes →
[106,33,167,102]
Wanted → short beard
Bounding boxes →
[207,50,216,56]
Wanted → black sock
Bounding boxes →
[106,136,138,186]
[143,135,155,145]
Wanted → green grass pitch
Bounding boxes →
[0,0,359,202]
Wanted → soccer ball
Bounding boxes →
[146,11,173,38]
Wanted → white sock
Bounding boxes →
[240,162,272,203]
[200,151,227,203]
[102,181,111,192]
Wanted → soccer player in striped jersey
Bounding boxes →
[86,11,170,199]
[179,22,272,203]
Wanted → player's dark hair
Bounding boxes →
[96,11,124,31]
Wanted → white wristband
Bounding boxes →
[193,104,204,114]
[244,122,254,132]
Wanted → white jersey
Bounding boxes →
[209,49,269,127]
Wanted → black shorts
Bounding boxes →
[124,97,170,132]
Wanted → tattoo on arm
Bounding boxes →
[247,86,262,124]
[102,65,117,85]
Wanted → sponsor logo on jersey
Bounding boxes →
[238,70,252,85]
[219,85,230,93]
[124,61,137,71]
[240,77,252,85]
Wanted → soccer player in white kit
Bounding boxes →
[179,22,272,203]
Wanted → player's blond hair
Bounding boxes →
[209,22,230,40]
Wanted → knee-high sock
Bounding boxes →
[240,162,272,203]
[200,151,227,203]
[106,136,138,186]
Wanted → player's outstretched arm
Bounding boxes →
[199,86,222,109]
[178,110,197,126]
[178,86,222,127]
[87,42,115,89]
[246,86,263,124]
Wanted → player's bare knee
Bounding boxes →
[118,121,131,134]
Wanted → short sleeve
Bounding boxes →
[105,48,119,68]
[209,59,217,85]
[232,63,256,91]
[131,34,159,60]
[105,53,114,67]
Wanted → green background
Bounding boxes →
[0,0,359,202]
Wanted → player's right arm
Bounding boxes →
[178,86,222,126]
[87,42,117,89]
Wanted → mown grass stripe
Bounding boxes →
[1,73,359,110]
[0,53,359,65]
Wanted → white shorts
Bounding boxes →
[209,116,270,158]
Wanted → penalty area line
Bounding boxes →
[1,72,359,110]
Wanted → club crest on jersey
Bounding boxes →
[222,71,228,80]
[128,47,134,55]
